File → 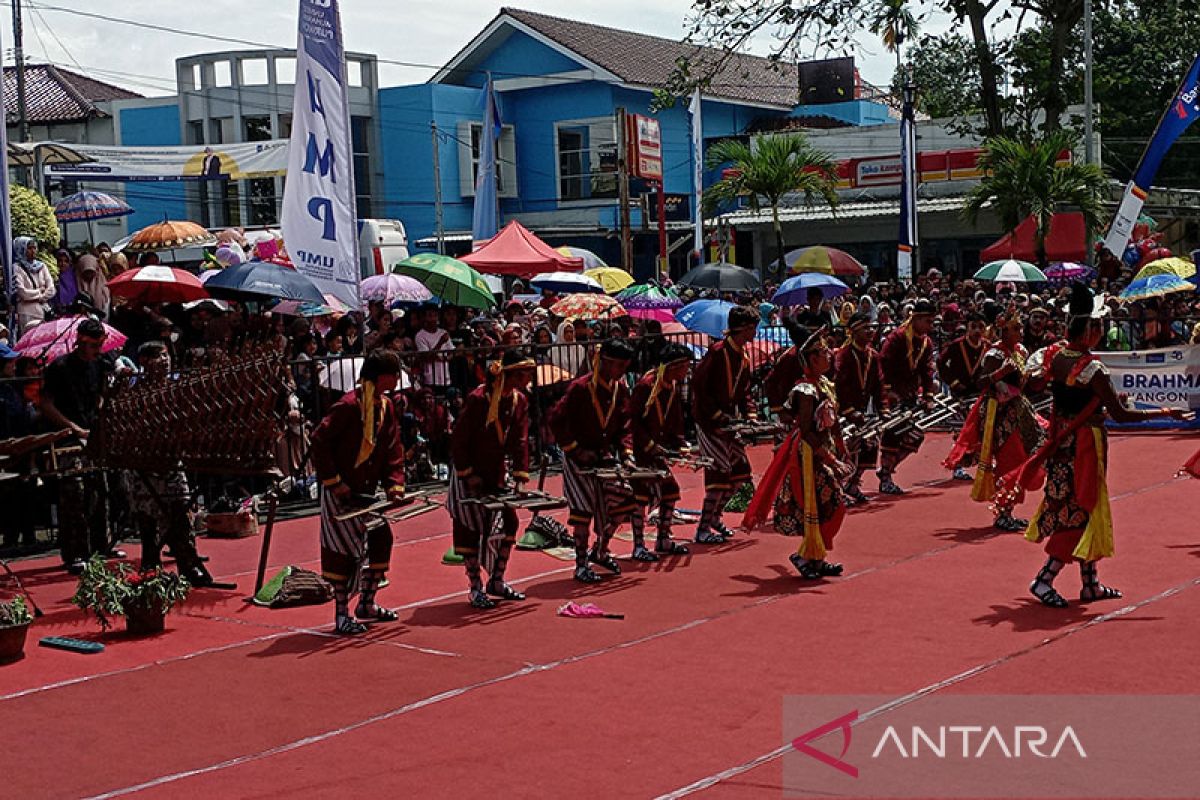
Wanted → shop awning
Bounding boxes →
[980,212,1087,264]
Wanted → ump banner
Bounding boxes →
[1096,344,1200,428]
[281,0,360,310]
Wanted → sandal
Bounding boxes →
[694,530,725,545]
[994,514,1026,532]
[334,616,368,635]
[588,550,622,574]
[1078,584,1122,603]
[655,538,690,555]
[789,553,822,580]
[878,476,906,495]
[573,566,602,584]
[631,545,659,562]
[712,522,736,539]
[1030,582,1069,609]
[486,581,526,601]
[816,561,844,577]
[355,604,399,622]
[469,589,497,609]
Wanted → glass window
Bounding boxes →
[244,116,272,142]
[248,178,277,225]
[556,119,617,201]
[350,116,371,154]
[469,124,512,194]
[213,60,232,88]
[241,58,268,86]
[346,60,364,88]
[188,121,204,146]
[275,57,296,85]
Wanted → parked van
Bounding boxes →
[358,219,410,278]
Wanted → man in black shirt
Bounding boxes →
[41,318,122,573]
[793,287,832,329]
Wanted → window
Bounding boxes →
[241,58,268,86]
[555,118,617,201]
[351,116,373,218]
[244,116,272,142]
[181,63,202,90]
[456,122,517,198]
[248,178,277,225]
[187,121,204,146]
[213,60,232,88]
[275,57,296,85]
[346,60,364,88]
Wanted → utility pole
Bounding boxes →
[616,107,633,271]
[11,0,31,187]
[431,121,445,255]
[1083,0,1095,166]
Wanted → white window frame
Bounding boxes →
[457,122,517,199]
[554,116,619,205]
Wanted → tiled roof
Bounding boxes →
[3,64,142,124]
[500,7,802,108]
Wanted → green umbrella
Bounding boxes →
[973,259,1048,283]
[392,253,496,309]
[615,283,682,309]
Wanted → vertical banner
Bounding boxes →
[281,0,360,310]
[688,89,704,263]
[1102,53,1200,257]
[471,74,502,248]
[0,21,13,331]
[896,87,918,283]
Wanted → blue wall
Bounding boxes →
[117,103,189,233]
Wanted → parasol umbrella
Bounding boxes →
[676,262,761,292]
[1044,262,1095,285]
[393,253,496,310]
[320,357,411,392]
[535,364,572,386]
[625,307,676,323]
[675,299,737,339]
[550,293,627,320]
[771,273,849,306]
[55,190,135,246]
[360,273,432,308]
[1119,273,1197,302]
[273,293,352,317]
[205,259,326,305]
[973,259,1047,282]
[784,246,866,278]
[107,265,208,305]
[530,271,605,295]
[556,246,607,269]
[616,283,682,309]
[14,316,127,362]
[123,220,216,253]
[659,321,688,335]
[1133,257,1196,282]
[583,266,635,294]
[199,269,223,284]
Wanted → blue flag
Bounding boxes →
[1133,53,1200,188]
[471,75,502,247]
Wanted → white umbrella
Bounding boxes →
[530,271,605,294]
[319,358,411,392]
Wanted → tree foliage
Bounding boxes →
[9,185,60,252]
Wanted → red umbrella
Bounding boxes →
[14,316,127,362]
[108,265,209,304]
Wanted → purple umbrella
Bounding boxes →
[361,273,432,308]
[1045,262,1095,285]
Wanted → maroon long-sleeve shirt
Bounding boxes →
[310,390,405,495]
[692,339,756,434]
[450,384,531,490]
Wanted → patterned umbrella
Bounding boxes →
[123,220,216,253]
[360,274,432,308]
[273,293,352,317]
[392,253,496,310]
[53,190,133,223]
[530,271,605,295]
[625,307,676,322]
[1045,262,1096,285]
[785,246,866,278]
[1134,257,1196,282]
[14,316,127,362]
[1119,273,1197,302]
[550,293,627,320]
[583,267,635,294]
[107,265,209,304]
[772,273,850,306]
[616,283,682,309]
[973,259,1047,282]
[556,246,607,269]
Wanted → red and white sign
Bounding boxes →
[855,156,904,187]
[627,114,663,181]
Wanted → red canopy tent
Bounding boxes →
[460,221,584,276]
[980,212,1087,264]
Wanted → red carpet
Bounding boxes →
[2,432,1197,799]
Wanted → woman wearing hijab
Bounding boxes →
[12,237,55,333]
[551,319,587,376]
[857,294,877,322]
[73,254,111,318]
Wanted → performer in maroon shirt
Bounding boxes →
[833,313,883,504]
[310,350,407,636]
[691,305,758,543]
[877,299,937,494]
[936,312,989,480]
[626,342,693,561]
[550,338,638,583]
[764,342,803,425]
[447,350,535,608]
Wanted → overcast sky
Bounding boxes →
[1,1,979,98]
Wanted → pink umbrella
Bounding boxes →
[15,316,127,362]
[360,274,432,308]
[625,307,676,322]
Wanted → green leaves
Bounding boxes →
[702,133,839,216]
[10,185,60,257]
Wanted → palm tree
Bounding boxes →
[962,130,1107,266]
[703,133,839,276]
[869,0,920,73]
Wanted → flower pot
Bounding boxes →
[124,602,166,636]
[204,510,258,538]
[0,622,31,662]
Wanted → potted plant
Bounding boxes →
[71,555,191,635]
[0,596,34,662]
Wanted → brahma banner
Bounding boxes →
[1097,344,1200,428]
[43,141,288,182]
[281,0,361,310]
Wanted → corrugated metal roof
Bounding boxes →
[719,196,968,225]
[3,64,142,124]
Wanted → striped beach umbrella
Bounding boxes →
[973,259,1047,282]
[54,190,133,223]
[785,246,866,278]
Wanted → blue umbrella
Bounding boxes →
[675,299,737,339]
[771,273,849,306]
[205,260,326,305]
[1119,273,1197,302]
[54,190,133,223]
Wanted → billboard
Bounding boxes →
[626,113,663,181]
